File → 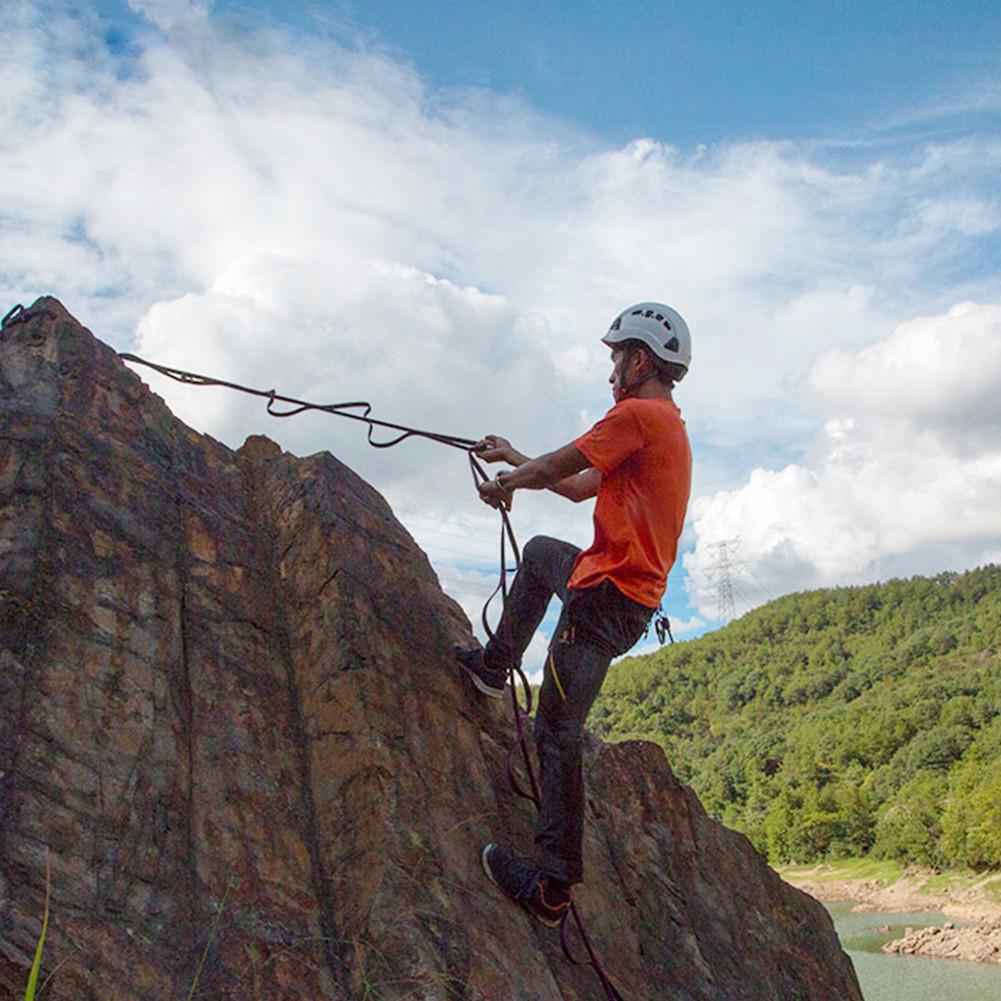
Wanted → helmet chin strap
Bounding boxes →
[616,346,655,397]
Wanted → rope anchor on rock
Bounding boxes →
[2,303,58,332]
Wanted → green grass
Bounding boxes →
[921,871,973,894]
[24,853,50,1001]
[779,856,1001,905]
[185,875,236,1001]
[20,858,243,1001]
[778,857,905,885]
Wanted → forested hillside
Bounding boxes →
[591,565,1001,870]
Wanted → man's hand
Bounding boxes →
[473,435,520,464]
[477,474,512,511]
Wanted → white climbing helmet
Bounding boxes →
[602,302,691,377]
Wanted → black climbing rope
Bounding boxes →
[118,353,481,452]
[114,348,628,1000]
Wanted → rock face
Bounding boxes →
[0,299,863,1000]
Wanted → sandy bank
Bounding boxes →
[786,867,1001,964]
[787,868,1001,923]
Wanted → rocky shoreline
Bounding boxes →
[787,869,1001,965]
[882,921,1001,964]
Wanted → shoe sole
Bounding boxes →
[481,845,565,928]
[460,662,506,700]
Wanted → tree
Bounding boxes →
[873,774,946,867]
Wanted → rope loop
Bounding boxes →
[2,304,24,329]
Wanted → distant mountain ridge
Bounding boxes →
[592,566,1001,870]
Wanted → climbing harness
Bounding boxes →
[654,609,674,645]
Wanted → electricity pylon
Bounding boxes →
[705,538,742,623]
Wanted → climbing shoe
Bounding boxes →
[481,843,572,928]
[454,646,506,699]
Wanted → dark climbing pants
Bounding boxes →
[483,535,653,885]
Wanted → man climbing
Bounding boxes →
[456,302,693,928]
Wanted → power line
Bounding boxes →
[742,563,776,608]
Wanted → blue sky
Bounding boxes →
[4,0,1001,668]
[94,0,1001,144]
[346,1,1001,143]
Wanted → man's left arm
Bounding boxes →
[478,442,590,509]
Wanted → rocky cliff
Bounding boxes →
[0,299,863,1000]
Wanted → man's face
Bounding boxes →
[609,347,629,402]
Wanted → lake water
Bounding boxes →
[826,902,1001,1001]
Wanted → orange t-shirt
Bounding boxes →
[567,397,691,608]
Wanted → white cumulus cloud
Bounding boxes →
[2,3,1001,634]
[687,302,1001,618]
[809,301,1001,431]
